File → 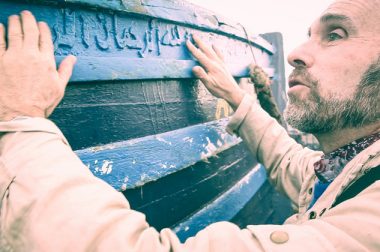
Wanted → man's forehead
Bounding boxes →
[327,0,378,15]
[311,0,380,32]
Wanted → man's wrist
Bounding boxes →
[226,89,246,111]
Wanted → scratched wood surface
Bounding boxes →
[1,0,292,241]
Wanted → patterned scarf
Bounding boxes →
[314,132,380,183]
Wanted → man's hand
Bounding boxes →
[186,35,245,110]
[0,11,76,121]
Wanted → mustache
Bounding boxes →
[289,68,319,87]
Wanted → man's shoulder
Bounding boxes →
[359,140,380,169]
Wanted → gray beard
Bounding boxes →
[284,57,380,134]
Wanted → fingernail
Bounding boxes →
[70,55,77,64]
[21,10,31,15]
[38,21,49,28]
[9,15,19,20]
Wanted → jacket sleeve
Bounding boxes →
[0,117,264,251]
[227,94,322,207]
[0,117,378,251]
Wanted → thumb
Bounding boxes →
[58,55,77,87]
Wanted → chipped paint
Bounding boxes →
[216,140,222,147]
[89,145,116,153]
[156,136,172,145]
[120,177,129,191]
[204,137,217,154]
[77,118,243,189]
[100,160,113,175]
[182,137,194,143]
[200,137,223,160]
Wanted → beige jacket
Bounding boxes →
[0,94,379,251]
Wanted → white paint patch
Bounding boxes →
[205,137,217,154]
[89,145,116,152]
[120,177,129,191]
[216,140,222,147]
[159,163,176,169]
[156,136,172,145]
[240,164,261,186]
[100,160,113,175]
[141,173,148,180]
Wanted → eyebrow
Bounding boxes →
[307,13,357,37]
[320,13,352,23]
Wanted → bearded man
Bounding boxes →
[0,0,379,251]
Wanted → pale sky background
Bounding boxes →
[187,0,334,77]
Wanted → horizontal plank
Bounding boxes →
[173,164,267,240]
[75,118,242,190]
[33,0,274,53]
[124,142,258,230]
[1,1,274,81]
[56,57,274,81]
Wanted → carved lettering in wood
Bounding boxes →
[53,9,76,49]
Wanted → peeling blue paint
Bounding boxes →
[76,118,241,190]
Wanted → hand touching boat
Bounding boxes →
[186,34,245,110]
[0,11,76,121]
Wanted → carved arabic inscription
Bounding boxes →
[52,9,190,58]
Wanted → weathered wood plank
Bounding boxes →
[24,0,274,53]
[173,164,266,239]
[56,56,274,81]
[76,118,240,189]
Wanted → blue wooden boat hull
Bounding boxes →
[1,0,292,241]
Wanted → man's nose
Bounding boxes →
[287,41,315,68]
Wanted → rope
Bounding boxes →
[238,23,257,64]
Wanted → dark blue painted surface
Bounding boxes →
[173,164,267,240]
[42,0,274,52]
[1,0,292,241]
[0,1,274,81]
[56,56,274,81]
[76,118,240,190]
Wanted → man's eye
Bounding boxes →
[326,28,346,42]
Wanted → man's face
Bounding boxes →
[284,0,380,134]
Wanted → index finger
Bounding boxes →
[186,40,214,71]
[192,34,220,61]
